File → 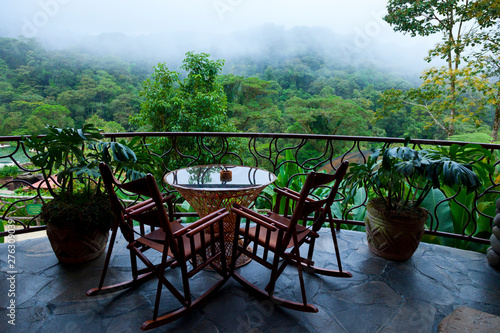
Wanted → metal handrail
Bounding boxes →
[1,131,499,245]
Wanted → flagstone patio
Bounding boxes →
[1,229,499,332]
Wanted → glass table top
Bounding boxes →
[164,165,276,191]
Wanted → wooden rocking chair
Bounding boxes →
[271,161,352,277]
[230,161,351,312]
[87,163,229,330]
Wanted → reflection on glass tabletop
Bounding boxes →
[164,165,276,191]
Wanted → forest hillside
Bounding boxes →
[0,20,497,141]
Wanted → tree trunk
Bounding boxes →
[492,102,500,142]
[448,18,456,137]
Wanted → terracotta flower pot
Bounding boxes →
[46,223,109,264]
[364,198,428,261]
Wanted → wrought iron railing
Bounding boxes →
[1,132,498,247]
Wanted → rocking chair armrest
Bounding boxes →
[274,187,315,202]
[161,193,176,203]
[232,206,278,231]
[232,204,289,231]
[186,210,230,238]
[127,198,153,211]
[174,208,228,237]
[127,201,156,215]
[126,193,175,215]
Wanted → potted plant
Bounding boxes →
[344,139,489,261]
[0,165,19,188]
[23,124,153,264]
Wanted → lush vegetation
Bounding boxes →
[1,2,499,141]
[1,3,499,252]
[344,141,488,210]
[380,0,500,140]
[0,38,149,135]
[0,36,412,140]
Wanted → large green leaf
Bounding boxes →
[0,221,4,243]
[448,190,475,235]
[331,201,342,220]
[476,201,495,235]
[351,187,367,221]
[419,188,453,233]
[437,161,481,192]
[334,186,366,221]
[439,185,476,248]
[178,200,197,223]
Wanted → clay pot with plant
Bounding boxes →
[23,124,157,264]
[345,139,488,261]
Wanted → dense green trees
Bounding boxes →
[468,0,500,140]
[26,104,75,134]
[221,75,280,132]
[380,0,500,140]
[132,52,234,133]
[284,96,378,137]
[0,37,407,140]
[2,27,497,142]
[0,38,148,135]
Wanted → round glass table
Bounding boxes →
[164,165,276,267]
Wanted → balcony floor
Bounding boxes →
[1,229,499,333]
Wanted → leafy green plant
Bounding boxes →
[344,139,489,212]
[259,149,307,212]
[419,144,495,252]
[22,125,156,232]
[343,140,496,251]
[332,184,366,232]
[0,165,19,178]
[23,124,152,198]
[419,185,493,253]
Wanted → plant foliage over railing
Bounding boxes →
[1,131,499,251]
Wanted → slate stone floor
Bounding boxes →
[1,229,499,333]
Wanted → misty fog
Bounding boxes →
[0,0,441,78]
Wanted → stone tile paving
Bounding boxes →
[1,229,499,333]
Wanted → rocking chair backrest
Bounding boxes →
[98,163,176,250]
[303,161,349,230]
[281,161,349,248]
[99,162,134,242]
[142,173,178,256]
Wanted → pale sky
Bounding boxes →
[0,0,407,39]
[0,0,440,72]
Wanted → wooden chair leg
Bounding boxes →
[219,222,227,277]
[264,246,283,294]
[329,218,344,272]
[300,211,352,277]
[87,222,159,296]
[307,236,316,261]
[181,264,192,306]
[133,248,188,307]
[292,232,308,308]
[153,249,170,320]
[287,216,353,278]
[229,216,242,274]
[232,271,318,313]
[96,220,118,290]
[238,240,318,313]
[130,247,139,280]
[140,276,228,331]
